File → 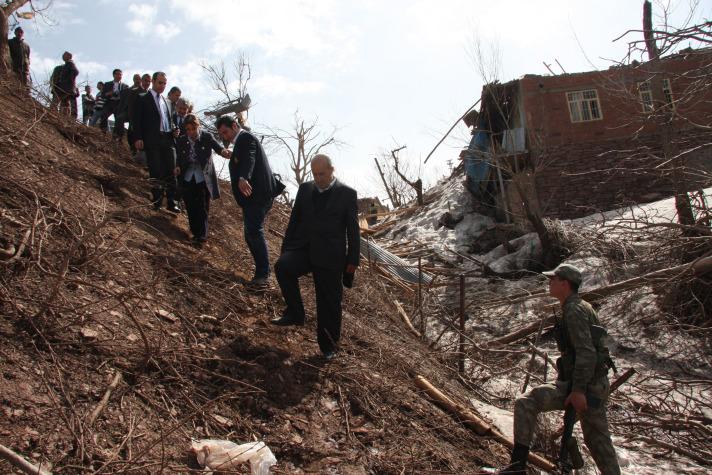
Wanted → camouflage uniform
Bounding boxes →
[513,293,621,475]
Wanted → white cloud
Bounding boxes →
[126,3,180,41]
[252,74,324,97]
[169,0,358,63]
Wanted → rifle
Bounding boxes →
[558,323,610,473]
[558,400,579,474]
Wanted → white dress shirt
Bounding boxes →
[150,89,171,132]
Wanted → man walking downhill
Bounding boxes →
[272,155,360,360]
[216,115,276,288]
[133,71,180,213]
[499,264,620,475]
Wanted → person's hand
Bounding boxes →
[173,167,180,176]
[564,391,588,413]
[345,264,357,274]
[238,178,252,197]
[220,149,231,159]
[135,140,144,150]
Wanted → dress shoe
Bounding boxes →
[323,350,337,361]
[167,204,181,213]
[246,276,269,288]
[270,315,304,326]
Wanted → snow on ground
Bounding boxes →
[384,177,494,262]
[377,173,712,475]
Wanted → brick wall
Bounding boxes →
[533,129,712,219]
[515,49,712,219]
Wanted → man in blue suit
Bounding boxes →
[217,115,276,288]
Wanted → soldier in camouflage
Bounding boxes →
[500,264,620,475]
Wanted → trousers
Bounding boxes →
[242,200,272,279]
[182,178,210,240]
[514,379,620,475]
[275,248,343,354]
[145,134,177,207]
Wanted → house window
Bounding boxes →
[566,89,602,123]
[638,78,673,112]
[662,78,673,105]
[638,81,654,112]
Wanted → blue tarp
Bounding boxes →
[463,117,491,196]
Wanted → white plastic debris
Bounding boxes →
[190,439,277,475]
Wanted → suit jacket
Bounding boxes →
[229,129,275,207]
[176,131,223,199]
[102,80,128,103]
[116,85,141,122]
[132,90,175,148]
[282,180,360,271]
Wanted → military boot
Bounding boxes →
[496,443,529,474]
[567,436,584,470]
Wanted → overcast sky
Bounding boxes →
[19,0,711,202]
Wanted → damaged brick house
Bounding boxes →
[462,47,712,220]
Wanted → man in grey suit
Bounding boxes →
[273,155,360,360]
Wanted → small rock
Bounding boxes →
[155,309,177,323]
[126,334,138,342]
[80,328,98,339]
[212,414,233,427]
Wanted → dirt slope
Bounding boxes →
[0,83,500,474]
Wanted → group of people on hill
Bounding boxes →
[130,70,360,361]
[7,25,362,361]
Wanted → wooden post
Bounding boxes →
[418,256,424,339]
[373,157,396,207]
[458,274,466,374]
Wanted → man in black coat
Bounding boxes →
[273,154,360,359]
[133,71,180,213]
[51,51,79,119]
[216,115,276,287]
[101,68,128,133]
[8,27,30,86]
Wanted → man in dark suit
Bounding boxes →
[216,115,276,288]
[101,68,128,134]
[273,155,360,360]
[133,71,180,213]
[125,73,151,155]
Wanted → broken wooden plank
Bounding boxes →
[488,256,712,346]
[414,375,556,472]
[393,300,421,338]
[0,444,52,475]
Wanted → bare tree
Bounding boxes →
[389,145,423,206]
[374,155,409,209]
[1,1,52,77]
[612,1,712,231]
[263,111,341,186]
[200,53,252,124]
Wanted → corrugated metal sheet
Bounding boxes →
[361,238,433,285]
